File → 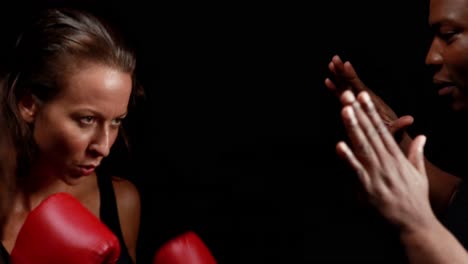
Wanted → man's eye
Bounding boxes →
[437,29,459,43]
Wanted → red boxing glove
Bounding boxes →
[153,231,217,264]
[11,192,120,264]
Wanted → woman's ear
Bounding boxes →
[18,93,38,123]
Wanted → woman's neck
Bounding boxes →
[15,159,95,212]
[15,162,70,212]
[15,178,71,212]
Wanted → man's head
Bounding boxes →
[426,0,468,111]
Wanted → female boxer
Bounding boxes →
[0,7,142,264]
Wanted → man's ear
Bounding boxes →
[18,93,39,123]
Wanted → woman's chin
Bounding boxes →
[64,170,95,185]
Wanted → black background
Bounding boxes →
[4,0,468,263]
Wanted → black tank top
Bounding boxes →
[0,175,134,264]
[97,174,134,264]
[0,242,9,264]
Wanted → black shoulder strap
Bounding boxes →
[97,174,134,264]
[0,243,11,264]
[0,243,10,264]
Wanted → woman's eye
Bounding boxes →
[111,118,123,126]
[80,116,95,125]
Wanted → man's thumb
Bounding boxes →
[407,135,427,175]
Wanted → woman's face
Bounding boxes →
[426,0,468,111]
[23,62,132,181]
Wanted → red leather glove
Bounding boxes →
[153,231,217,264]
[10,192,121,264]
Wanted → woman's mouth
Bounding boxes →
[77,165,96,176]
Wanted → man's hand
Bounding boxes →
[325,55,414,136]
[337,90,435,233]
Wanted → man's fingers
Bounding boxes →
[328,61,336,74]
[407,135,427,176]
[358,91,402,156]
[336,141,371,190]
[332,55,344,69]
[390,115,414,134]
[346,92,390,166]
[343,61,367,92]
[340,90,355,105]
[341,103,382,167]
[324,78,337,91]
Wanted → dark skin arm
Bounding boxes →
[112,177,141,263]
[324,55,461,214]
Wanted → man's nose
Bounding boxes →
[425,38,443,66]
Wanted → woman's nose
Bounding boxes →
[88,127,111,157]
